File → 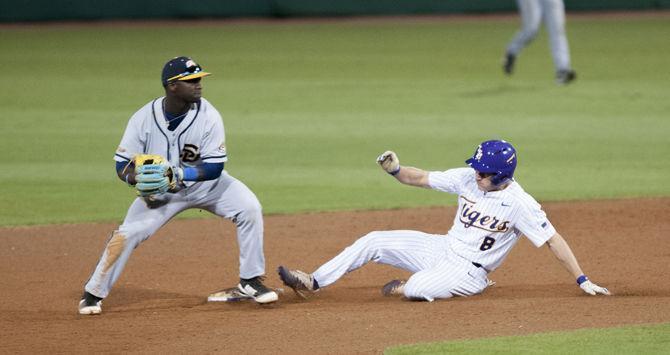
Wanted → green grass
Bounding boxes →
[386,322,670,354]
[1,15,669,225]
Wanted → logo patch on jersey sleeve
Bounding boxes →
[117,146,126,153]
[218,143,226,154]
[541,222,548,229]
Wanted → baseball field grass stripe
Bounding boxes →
[0,16,669,225]
[385,322,670,354]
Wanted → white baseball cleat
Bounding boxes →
[237,276,278,304]
[78,292,102,315]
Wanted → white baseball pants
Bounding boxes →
[506,0,572,71]
[84,171,266,298]
[312,230,490,301]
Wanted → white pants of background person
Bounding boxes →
[506,0,572,73]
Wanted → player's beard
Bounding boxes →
[191,91,201,101]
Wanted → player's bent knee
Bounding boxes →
[403,277,455,302]
[118,223,157,245]
[522,24,541,40]
[359,230,394,243]
[355,231,390,249]
[402,286,439,302]
[234,200,263,225]
[360,231,381,240]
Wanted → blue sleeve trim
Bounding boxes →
[115,161,133,185]
[183,167,197,180]
[183,162,224,181]
[115,161,128,174]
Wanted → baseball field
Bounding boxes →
[1,11,669,353]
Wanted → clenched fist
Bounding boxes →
[377,151,400,175]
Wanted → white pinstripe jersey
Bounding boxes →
[114,97,228,187]
[428,167,556,272]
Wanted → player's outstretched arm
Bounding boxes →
[376,151,429,187]
[546,233,611,296]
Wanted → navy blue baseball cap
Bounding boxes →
[161,56,211,86]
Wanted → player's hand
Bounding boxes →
[166,166,184,191]
[377,151,400,175]
[578,276,611,296]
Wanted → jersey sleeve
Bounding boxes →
[515,196,557,247]
[427,167,471,194]
[199,104,228,164]
[114,111,146,163]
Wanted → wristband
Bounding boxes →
[389,167,400,176]
[576,275,588,285]
[183,167,197,181]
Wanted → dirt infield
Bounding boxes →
[1,197,668,353]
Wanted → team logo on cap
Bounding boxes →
[475,146,483,161]
[185,59,197,68]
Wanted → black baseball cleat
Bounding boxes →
[78,291,103,315]
[503,53,516,75]
[237,276,278,304]
[556,69,576,85]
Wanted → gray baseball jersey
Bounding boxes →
[85,97,266,298]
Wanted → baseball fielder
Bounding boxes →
[278,140,610,301]
[78,56,278,315]
[503,0,576,84]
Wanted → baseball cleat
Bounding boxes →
[78,291,103,315]
[237,276,278,304]
[556,69,576,85]
[503,53,516,75]
[277,266,317,299]
[381,279,406,297]
[207,287,254,302]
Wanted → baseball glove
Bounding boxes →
[131,154,182,197]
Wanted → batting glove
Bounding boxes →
[577,275,611,296]
[377,151,400,175]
